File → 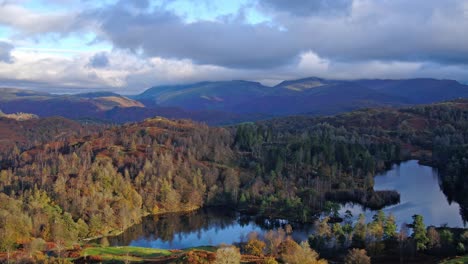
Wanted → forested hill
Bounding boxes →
[0,116,103,158]
[234,99,468,219]
[0,100,468,249]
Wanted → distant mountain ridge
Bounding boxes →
[136,77,468,116]
[1,77,468,125]
[135,80,274,111]
[0,88,144,119]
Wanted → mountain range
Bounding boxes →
[1,77,467,125]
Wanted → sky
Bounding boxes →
[0,0,467,94]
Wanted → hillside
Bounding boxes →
[0,87,259,125]
[355,78,468,104]
[0,88,144,120]
[1,77,468,125]
[136,80,274,110]
[0,100,467,253]
[0,116,103,161]
[0,110,38,121]
[136,77,468,116]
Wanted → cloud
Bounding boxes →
[1,47,468,94]
[124,0,150,10]
[0,2,87,36]
[0,42,14,63]
[285,0,468,65]
[0,49,124,92]
[0,48,245,93]
[87,0,468,70]
[258,0,353,16]
[90,5,296,69]
[1,0,468,93]
[87,52,110,68]
[4,1,468,69]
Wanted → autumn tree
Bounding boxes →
[244,232,266,256]
[352,214,367,248]
[344,248,371,264]
[281,241,327,264]
[215,245,241,264]
[0,194,32,261]
[309,216,333,250]
[427,227,441,250]
[264,227,286,256]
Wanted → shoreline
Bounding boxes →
[82,206,201,242]
[82,158,440,245]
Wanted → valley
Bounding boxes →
[0,99,468,263]
[2,1,467,262]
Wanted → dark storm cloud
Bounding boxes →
[274,0,468,65]
[0,42,14,63]
[90,5,299,68]
[87,52,110,68]
[87,0,468,69]
[258,0,353,16]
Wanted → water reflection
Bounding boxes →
[107,208,313,249]
[108,160,465,249]
[340,160,465,227]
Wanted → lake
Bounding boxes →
[107,160,464,249]
[339,160,465,228]
[105,208,313,249]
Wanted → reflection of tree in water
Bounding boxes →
[106,208,314,246]
[439,174,468,227]
[460,206,468,227]
[107,208,240,246]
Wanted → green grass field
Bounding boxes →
[441,256,468,264]
[83,246,173,257]
[80,245,218,263]
[82,246,174,263]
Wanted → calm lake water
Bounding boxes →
[339,160,465,228]
[108,160,464,249]
[106,209,313,249]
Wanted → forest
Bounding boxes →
[0,99,468,263]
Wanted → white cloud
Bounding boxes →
[296,51,330,74]
[0,48,242,93]
[0,0,468,92]
[1,47,468,94]
[0,3,82,35]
